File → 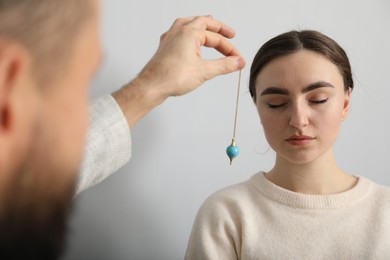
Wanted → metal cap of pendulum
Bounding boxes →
[226,139,240,165]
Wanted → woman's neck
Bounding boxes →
[265,149,357,195]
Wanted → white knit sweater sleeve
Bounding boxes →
[75,94,132,195]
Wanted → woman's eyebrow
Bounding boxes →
[302,81,335,93]
[260,87,289,96]
[260,81,335,96]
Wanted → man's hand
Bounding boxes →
[139,15,246,97]
[113,16,246,127]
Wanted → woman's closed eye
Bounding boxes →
[309,98,328,105]
[266,98,329,109]
[267,103,287,109]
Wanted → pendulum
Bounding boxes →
[226,70,242,165]
[226,139,239,165]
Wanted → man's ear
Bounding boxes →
[0,40,32,167]
[0,41,27,133]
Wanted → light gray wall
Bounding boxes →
[64,0,390,259]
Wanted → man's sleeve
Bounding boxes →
[75,94,132,195]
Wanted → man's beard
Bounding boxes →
[0,119,79,260]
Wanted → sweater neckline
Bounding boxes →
[250,172,372,209]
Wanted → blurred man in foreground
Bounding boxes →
[0,0,244,258]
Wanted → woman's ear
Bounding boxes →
[341,87,351,121]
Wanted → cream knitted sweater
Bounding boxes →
[76,95,132,194]
[185,172,390,259]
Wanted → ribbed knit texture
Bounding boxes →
[76,95,132,194]
[185,172,390,259]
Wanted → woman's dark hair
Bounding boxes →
[249,30,353,101]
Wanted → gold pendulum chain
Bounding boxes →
[226,70,242,165]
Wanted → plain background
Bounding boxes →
[64,0,390,259]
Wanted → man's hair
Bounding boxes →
[0,0,92,85]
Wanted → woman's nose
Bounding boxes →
[289,103,309,129]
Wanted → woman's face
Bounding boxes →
[255,50,350,164]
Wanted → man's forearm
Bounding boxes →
[112,76,167,128]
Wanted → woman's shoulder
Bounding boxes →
[361,176,390,208]
[359,176,390,214]
[363,176,390,195]
[197,172,266,214]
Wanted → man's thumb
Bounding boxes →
[205,56,246,79]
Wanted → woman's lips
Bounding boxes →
[286,135,315,145]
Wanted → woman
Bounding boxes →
[185,30,390,259]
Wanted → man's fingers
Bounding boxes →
[169,16,236,39]
[204,57,246,80]
[187,16,236,39]
[200,30,242,57]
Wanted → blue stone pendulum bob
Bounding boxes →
[226,139,239,165]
